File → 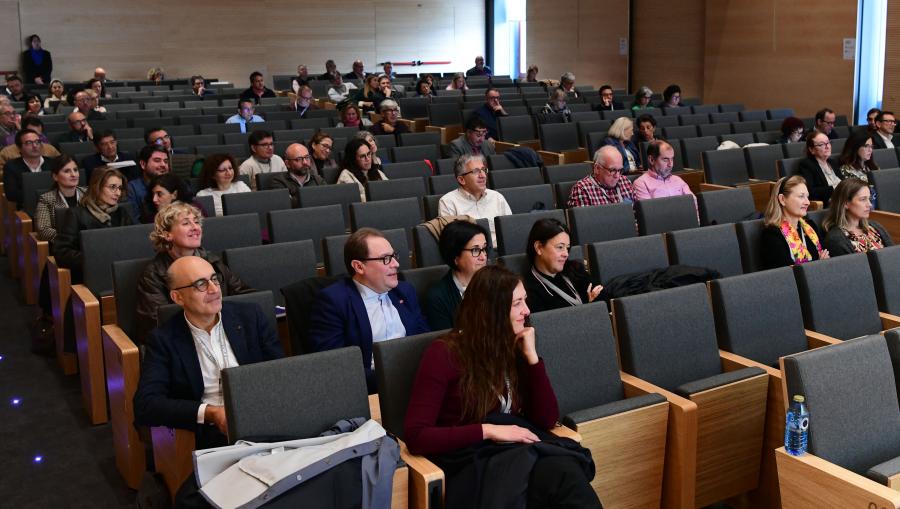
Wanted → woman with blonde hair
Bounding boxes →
[760,175,829,269]
[602,116,641,173]
[822,177,893,256]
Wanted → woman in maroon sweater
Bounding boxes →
[404,265,601,508]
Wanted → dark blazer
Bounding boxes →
[872,132,892,150]
[55,130,91,147]
[308,277,430,393]
[269,171,324,207]
[423,270,462,331]
[82,152,140,182]
[471,103,505,140]
[133,301,284,446]
[760,219,824,270]
[239,87,276,104]
[593,101,625,112]
[21,49,52,84]
[522,263,592,314]
[823,221,894,256]
[3,156,55,206]
[796,157,838,206]
[52,204,133,282]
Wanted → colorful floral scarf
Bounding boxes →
[780,219,822,264]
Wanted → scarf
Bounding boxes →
[83,198,118,225]
[780,219,822,264]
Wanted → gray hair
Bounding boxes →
[607,116,635,140]
[453,153,487,178]
[560,72,575,84]
[354,130,375,144]
[593,145,619,166]
[379,98,400,114]
[635,85,653,100]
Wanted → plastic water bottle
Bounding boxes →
[784,394,809,456]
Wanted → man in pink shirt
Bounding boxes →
[633,140,695,207]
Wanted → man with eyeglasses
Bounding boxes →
[135,256,283,449]
[225,99,264,134]
[472,88,508,141]
[4,129,55,207]
[55,111,93,146]
[438,153,512,245]
[633,140,695,206]
[872,111,896,150]
[814,107,839,140]
[0,102,21,143]
[0,117,59,172]
[128,145,170,222]
[72,90,106,120]
[448,116,496,158]
[567,146,635,208]
[190,75,215,98]
[308,228,429,393]
[593,84,624,112]
[239,130,287,191]
[271,143,324,206]
[285,85,319,119]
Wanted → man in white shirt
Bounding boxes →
[873,111,896,150]
[327,73,357,103]
[134,256,283,448]
[239,130,287,190]
[438,154,512,245]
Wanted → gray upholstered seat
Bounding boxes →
[872,148,900,170]
[254,171,286,191]
[545,163,591,184]
[697,123,731,138]
[566,203,636,245]
[666,223,743,277]
[710,267,808,367]
[793,254,884,339]
[81,224,156,297]
[735,219,764,273]
[429,175,458,195]
[381,161,431,180]
[498,115,537,143]
[268,205,345,263]
[496,183,556,214]
[744,144,783,181]
[400,132,441,148]
[539,123,581,152]
[663,125,698,140]
[323,228,409,276]
[710,112,739,124]
[489,167,543,189]
[367,177,428,201]
[681,136,719,170]
[202,213,262,256]
[871,168,900,213]
[587,234,668,286]
[391,144,440,163]
[702,148,751,186]
[400,265,448,304]
[868,246,900,315]
[739,110,767,122]
[350,197,423,234]
[494,209,565,256]
[635,194,699,235]
[111,257,153,339]
[222,188,292,231]
[697,187,756,226]
[297,183,360,228]
[223,240,317,307]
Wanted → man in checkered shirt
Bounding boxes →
[567,145,636,208]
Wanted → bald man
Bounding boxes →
[567,145,636,207]
[134,256,283,448]
[270,143,325,206]
[55,111,93,145]
[93,67,107,82]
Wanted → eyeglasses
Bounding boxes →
[463,245,490,257]
[487,95,501,101]
[104,184,124,192]
[357,152,373,159]
[383,108,399,113]
[286,155,312,163]
[173,273,222,292]
[820,120,835,126]
[360,253,399,265]
[316,143,333,151]
[882,119,897,125]
[459,167,489,177]
[22,139,42,147]
[813,141,831,149]
[598,164,624,174]
[254,142,275,148]
[469,129,488,138]
[151,134,171,144]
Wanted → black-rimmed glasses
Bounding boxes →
[173,273,222,292]
[360,253,399,265]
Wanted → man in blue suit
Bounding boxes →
[134,256,283,448]
[309,228,430,393]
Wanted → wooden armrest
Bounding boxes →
[152,426,196,501]
[805,329,842,349]
[537,150,563,166]
[48,256,77,375]
[775,448,900,508]
[368,394,381,424]
[550,423,582,442]
[399,439,444,509]
[880,312,900,331]
[719,349,780,377]
[102,324,145,489]
[871,211,900,243]
[71,283,108,424]
[699,183,732,192]
[425,124,462,145]
[493,141,520,153]
[808,200,824,211]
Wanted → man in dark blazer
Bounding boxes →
[270,143,324,206]
[593,85,625,112]
[308,228,430,393]
[134,256,283,448]
[872,111,896,150]
[81,130,139,182]
[4,128,54,207]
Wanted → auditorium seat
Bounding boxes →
[488,167,543,189]
[367,177,429,202]
[635,194,699,235]
[494,209,565,256]
[538,123,588,166]
[496,183,555,214]
[587,234,668,286]
[268,204,345,263]
[298,183,361,229]
[223,240,317,307]
[666,223,743,277]
[567,202,636,245]
[744,144,783,181]
[400,265,447,304]
[222,189,291,233]
[697,187,756,225]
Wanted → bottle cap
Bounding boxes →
[793,395,805,403]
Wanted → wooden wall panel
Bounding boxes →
[884,1,900,115]
[0,1,22,75]
[631,0,705,99]
[13,0,484,86]
[526,0,628,89]
[703,0,856,117]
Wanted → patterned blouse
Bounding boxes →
[844,226,886,254]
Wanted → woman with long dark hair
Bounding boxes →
[424,220,490,330]
[142,173,194,222]
[337,138,387,202]
[822,178,893,256]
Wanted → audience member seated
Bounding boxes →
[448,116,496,158]
[351,75,382,112]
[43,79,67,112]
[872,110,895,149]
[525,64,540,83]
[778,116,805,144]
[557,72,579,98]
[632,86,653,111]
[414,78,435,98]
[422,74,437,93]
[866,107,882,132]
[814,107,839,140]
[286,85,317,118]
[308,131,340,177]
[465,55,493,77]
[195,154,251,216]
[82,130,139,182]
[308,227,429,393]
[190,75,215,98]
[633,113,657,145]
[424,220,489,330]
[23,94,44,117]
[72,90,106,120]
[56,111,92,145]
[344,60,367,83]
[271,143,325,207]
[404,264,602,508]
[797,131,840,206]
[147,67,165,85]
[633,140,694,204]
[291,65,309,93]
[134,255,282,449]
[239,71,276,105]
[567,145,634,208]
[522,218,601,314]
[327,73,357,103]
[225,99,264,134]
[660,84,682,108]
[22,35,51,85]
[93,67,108,83]
[2,75,27,102]
[594,84,624,112]
[760,175,829,269]
[602,117,642,173]
[335,103,372,128]
[445,73,469,91]
[368,99,409,139]
[382,61,397,80]
[87,77,108,100]
[319,59,339,82]
[3,128,55,207]
[376,74,400,102]
[0,101,19,143]
[838,129,879,184]
[337,138,387,202]
[34,155,84,242]
[356,130,386,166]
[822,178,893,256]
[538,89,572,123]
[471,88,508,141]
[145,127,184,158]
[239,130,287,191]
[0,117,58,172]
[143,173,194,223]
[438,154,512,245]
[135,203,254,342]
[128,145,170,223]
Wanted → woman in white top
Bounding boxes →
[43,79,67,111]
[445,73,468,91]
[337,138,387,202]
[195,154,251,216]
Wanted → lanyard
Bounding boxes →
[531,267,582,307]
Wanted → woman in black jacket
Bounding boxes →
[423,220,489,330]
[822,178,893,256]
[796,131,841,207]
[760,175,829,269]
[21,34,52,84]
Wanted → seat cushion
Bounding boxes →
[867,455,900,486]
[674,367,765,398]
[562,393,667,428]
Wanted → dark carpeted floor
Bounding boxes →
[0,255,135,508]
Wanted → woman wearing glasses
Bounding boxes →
[369,99,409,138]
[135,202,253,342]
[522,218,602,313]
[797,131,841,206]
[424,220,490,330]
[307,131,340,178]
[337,138,387,202]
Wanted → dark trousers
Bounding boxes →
[527,455,602,509]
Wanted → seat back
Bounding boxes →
[254,171,285,191]
[496,183,556,214]
[871,168,900,213]
[297,183,360,228]
[666,223,743,277]
[567,203,636,245]
[744,144,782,181]
[635,194,699,235]
[381,161,432,180]
[781,335,900,475]
[81,224,156,296]
[662,125,698,140]
[498,115,537,143]
[588,234,668,285]
[734,219,765,273]
[614,284,723,391]
[868,246,900,314]
[400,265,448,305]
[697,187,756,226]
[373,331,447,439]
[350,197,422,232]
[223,347,370,441]
[545,163,591,184]
[681,136,719,169]
[201,213,261,256]
[489,167,544,189]
[872,148,900,170]
[702,148,750,186]
[400,132,441,148]
[221,189,292,231]
[710,267,808,366]
[697,123,731,138]
[392,144,440,163]
[539,123,580,152]
[494,209,566,256]
[111,257,152,339]
[268,205,345,263]
[367,177,428,202]
[793,254,883,339]
[429,174,458,195]
[158,291,276,332]
[223,240,317,307]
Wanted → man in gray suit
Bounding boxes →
[447,116,497,158]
